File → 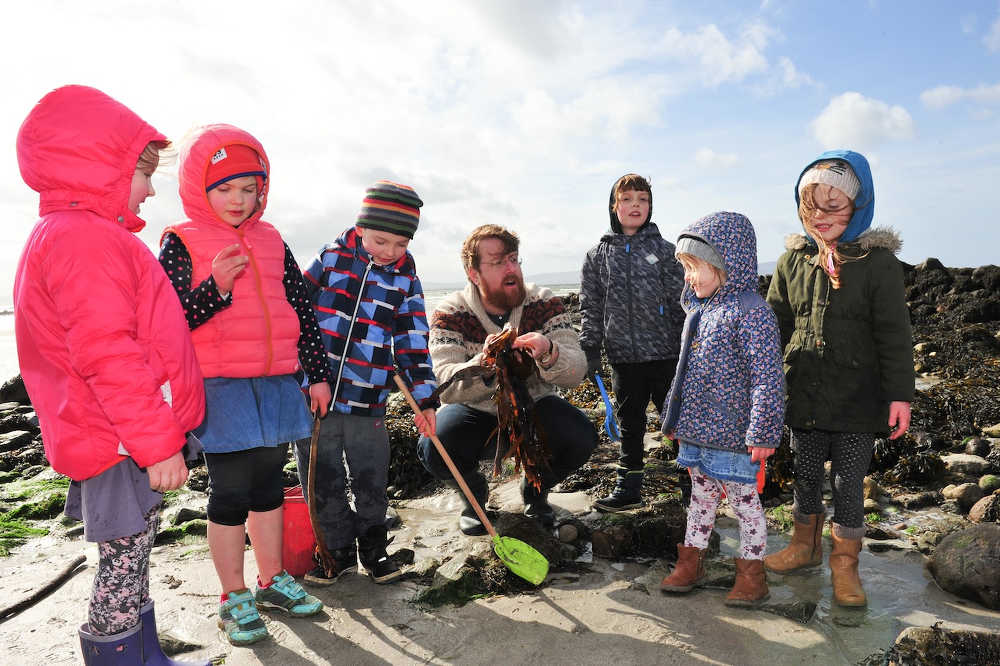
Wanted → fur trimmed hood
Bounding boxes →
[785,226,902,255]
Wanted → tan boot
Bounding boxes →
[829,533,866,607]
[725,558,769,607]
[660,544,705,593]
[763,513,823,573]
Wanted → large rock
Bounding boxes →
[941,453,991,476]
[887,625,1000,665]
[968,494,1000,524]
[0,375,29,404]
[926,523,1000,609]
[941,482,984,511]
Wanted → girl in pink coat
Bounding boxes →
[14,85,207,664]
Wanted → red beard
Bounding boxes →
[480,276,526,312]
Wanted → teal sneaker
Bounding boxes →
[254,570,323,617]
[218,589,269,646]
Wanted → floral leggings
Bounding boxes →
[88,508,158,635]
[684,466,767,560]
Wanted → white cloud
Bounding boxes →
[810,92,914,149]
[985,13,1000,51]
[657,24,770,86]
[694,148,740,168]
[777,57,814,87]
[921,82,1000,108]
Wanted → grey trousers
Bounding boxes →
[294,412,390,550]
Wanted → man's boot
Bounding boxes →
[450,474,489,536]
[763,512,824,573]
[357,525,403,584]
[830,530,866,607]
[660,544,705,593]
[593,468,643,512]
[724,559,770,607]
[521,477,555,528]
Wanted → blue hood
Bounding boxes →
[794,149,874,243]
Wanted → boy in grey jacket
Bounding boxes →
[579,173,685,511]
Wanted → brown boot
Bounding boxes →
[763,513,823,573]
[725,558,769,607]
[830,533,866,607]
[660,544,705,593]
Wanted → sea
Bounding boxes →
[0,282,581,384]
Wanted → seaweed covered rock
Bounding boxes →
[884,625,1000,666]
[926,523,1000,609]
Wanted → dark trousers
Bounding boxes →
[610,359,677,470]
[417,396,599,494]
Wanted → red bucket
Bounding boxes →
[282,486,317,577]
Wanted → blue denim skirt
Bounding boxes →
[676,441,759,484]
[194,375,312,453]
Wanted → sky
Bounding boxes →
[2,1,999,305]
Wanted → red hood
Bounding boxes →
[178,124,270,229]
[16,85,166,233]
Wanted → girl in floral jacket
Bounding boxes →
[659,212,784,608]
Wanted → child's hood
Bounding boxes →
[794,149,874,243]
[178,124,270,227]
[16,85,167,233]
[607,175,652,234]
[678,211,759,303]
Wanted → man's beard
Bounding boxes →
[480,275,526,312]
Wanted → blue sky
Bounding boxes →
[2,1,999,303]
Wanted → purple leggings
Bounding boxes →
[684,466,767,560]
[88,508,159,635]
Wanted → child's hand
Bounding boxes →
[309,382,332,418]
[749,446,774,463]
[147,451,189,491]
[414,408,437,438]
[888,401,911,440]
[212,244,248,295]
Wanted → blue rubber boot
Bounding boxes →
[79,623,143,665]
[139,602,211,665]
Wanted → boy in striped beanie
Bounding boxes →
[295,179,439,586]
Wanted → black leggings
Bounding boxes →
[790,429,873,535]
[204,444,288,526]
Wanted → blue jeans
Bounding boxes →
[417,396,599,495]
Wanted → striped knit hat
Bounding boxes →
[356,180,423,238]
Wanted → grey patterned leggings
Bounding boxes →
[88,508,158,635]
[791,428,874,536]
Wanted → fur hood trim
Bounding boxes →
[784,226,902,254]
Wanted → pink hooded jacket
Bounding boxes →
[13,85,205,481]
[163,125,301,378]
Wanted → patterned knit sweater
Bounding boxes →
[429,283,586,413]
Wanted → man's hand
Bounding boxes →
[749,446,774,463]
[512,331,549,360]
[147,451,188,491]
[888,401,911,440]
[309,382,332,418]
[414,408,437,438]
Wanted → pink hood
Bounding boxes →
[178,124,270,226]
[17,85,167,232]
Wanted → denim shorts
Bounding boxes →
[194,375,312,453]
[676,441,759,484]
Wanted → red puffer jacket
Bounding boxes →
[13,85,205,481]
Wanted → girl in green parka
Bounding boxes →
[763,150,914,608]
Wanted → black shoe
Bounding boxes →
[593,469,644,513]
[459,506,488,536]
[521,478,555,528]
[358,526,404,584]
[303,546,357,586]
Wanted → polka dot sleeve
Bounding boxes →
[283,244,333,384]
[158,233,232,330]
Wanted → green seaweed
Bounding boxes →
[0,515,47,556]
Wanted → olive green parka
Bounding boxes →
[766,228,915,434]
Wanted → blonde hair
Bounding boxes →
[798,182,865,289]
[136,140,174,175]
[676,252,727,285]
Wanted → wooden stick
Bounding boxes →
[306,416,337,576]
[392,374,497,540]
[0,554,86,623]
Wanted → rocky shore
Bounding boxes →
[2,259,1000,664]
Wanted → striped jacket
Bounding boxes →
[303,227,438,416]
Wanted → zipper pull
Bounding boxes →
[625,243,630,253]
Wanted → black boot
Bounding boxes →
[593,469,644,513]
[521,477,555,528]
[358,525,403,584]
[450,475,489,536]
[303,544,358,586]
